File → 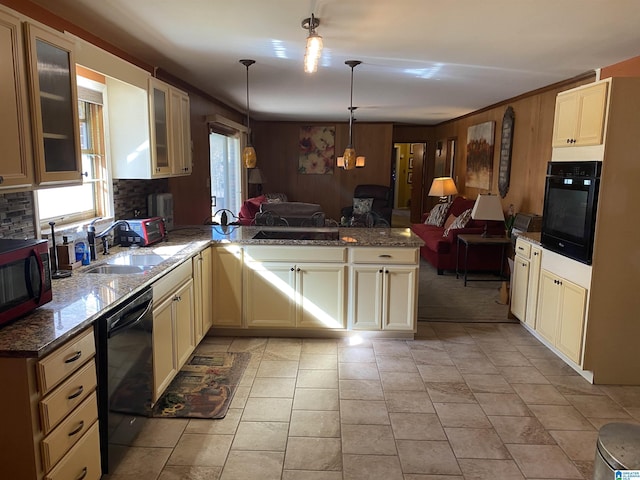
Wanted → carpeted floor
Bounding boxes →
[417,259,516,323]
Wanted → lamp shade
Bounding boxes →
[471,194,505,221]
[248,168,264,184]
[428,177,458,197]
[242,146,257,169]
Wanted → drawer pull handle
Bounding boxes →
[64,351,82,364]
[75,467,88,480]
[378,254,392,258]
[67,385,84,400]
[68,420,85,437]
[518,246,524,251]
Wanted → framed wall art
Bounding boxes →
[465,121,495,190]
[298,125,335,174]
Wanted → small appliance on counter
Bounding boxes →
[0,239,53,326]
[510,213,543,246]
[116,217,167,247]
[148,193,174,231]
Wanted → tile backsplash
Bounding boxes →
[0,178,169,239]
[0,191,36,239]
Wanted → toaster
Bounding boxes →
[117,217,167,247]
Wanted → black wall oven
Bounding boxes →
[541,161,602,265]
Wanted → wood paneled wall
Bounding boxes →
[428,75,595,219]
[252,121,393,222]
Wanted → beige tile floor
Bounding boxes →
[103,322,640,480]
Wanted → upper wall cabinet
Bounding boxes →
[0,10,33,191]
[110,77,191,179]
[551,81,608,148]
[25,23,83,186]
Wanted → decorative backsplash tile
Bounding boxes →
[0,179,169,239]
[0,191,36,239]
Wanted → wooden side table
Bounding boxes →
[456,234,511,286]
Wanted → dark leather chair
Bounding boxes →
[341,184,392,226]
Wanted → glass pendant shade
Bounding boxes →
[243,145,257,169]
[302,14,322,73]
[342,147,356,170]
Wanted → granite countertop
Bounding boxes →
[515,231,542,245]
[0,226,423,358]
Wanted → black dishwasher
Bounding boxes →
[95,287,154,474]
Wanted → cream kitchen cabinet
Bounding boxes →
[0,10,33,191]
[109,76,191,179]
[25,23,83,186]
[169,86,192,175]
[349,248,418,331]
[152,260,195,401]
[193,246,213,343]
[551,81,608,148]
[0,326,101,480]
[510,238,542,328]
[244,246,347,329]
[212,245,244,327]
[536,269,587,364]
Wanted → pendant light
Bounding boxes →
[342,60,362,170]
[239,59,257,168]
[302,14,323,73]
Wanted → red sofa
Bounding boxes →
[411,196,505,275]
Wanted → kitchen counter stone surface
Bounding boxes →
[0,226,423,358]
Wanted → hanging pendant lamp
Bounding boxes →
[342,60,362,170]
[302,13,323,73]
[240,59,257,168]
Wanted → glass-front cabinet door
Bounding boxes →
[25,23,82,186]
[149,78,171,176]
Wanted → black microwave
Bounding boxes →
[541,161,602,264]
[0,239,53,327]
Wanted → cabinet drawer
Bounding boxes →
[246,246,346,263]
[37,327,95,395]
[153,259,193,302]
[41,391,98,472]
[350,247,418,265]
[515,238,531,259]
[40,360,97,434]
[44,421,101,480]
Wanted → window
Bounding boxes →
[209,131,243,222]
[36,76,112,227]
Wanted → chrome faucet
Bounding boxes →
[95,220,132,255]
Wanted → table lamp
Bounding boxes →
[248,168,265,195]
[471,194,505,237]
[428,177,458,202]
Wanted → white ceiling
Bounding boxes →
[30,0,640,125]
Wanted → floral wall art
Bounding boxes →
[465,121,495,190]
[298,125,335,174]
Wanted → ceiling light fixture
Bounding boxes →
[302,14,323,73]
[239,59,257,168]
[341,60,363,170]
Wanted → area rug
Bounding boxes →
[111,351,251,419]
[418,259,516,323]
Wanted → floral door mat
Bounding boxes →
[110,352,251,419]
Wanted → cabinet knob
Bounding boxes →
[379,269,383,273]
[533,252,539,256]
[291,267,295,271]
[173,295,181,302]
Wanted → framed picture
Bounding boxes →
[408,157,413,169]
[298,126,335,174]
[407,172,413,184]
[465,121,495,190]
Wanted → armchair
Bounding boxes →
[341,184,392,226]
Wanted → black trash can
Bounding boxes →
[594,423,640,480]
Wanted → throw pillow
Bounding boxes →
[424,202,452,226]
[443,213,457,230]
[353,197,374,215]
[443,208,472,237]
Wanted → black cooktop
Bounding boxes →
[252,229,339,241]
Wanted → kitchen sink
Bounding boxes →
[85,264,148,274]
[106,253,170,267]
[86,253,172,274]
